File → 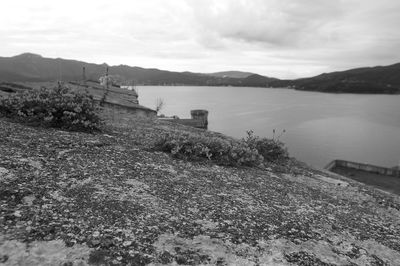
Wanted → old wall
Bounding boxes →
[159,110,209,129]
[100,102,156,125]
[326,159,400,178]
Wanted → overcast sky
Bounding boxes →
[1,0,400,78]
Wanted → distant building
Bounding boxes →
[99,75,112,88]
[120,86,138,97]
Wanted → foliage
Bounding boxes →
[154,132,264,167]
[155,98,164,114]
[0,84,102,131]
[243,130,288,162]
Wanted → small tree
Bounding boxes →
[155,98,164,114]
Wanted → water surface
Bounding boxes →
[138,86,400,169]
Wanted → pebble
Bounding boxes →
[0,167,9,176]
[93,231,100,237]
[90,239,101,246]
[22,195,35,206]
[123,240,132,247]
[13,211,22,217]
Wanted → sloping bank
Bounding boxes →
[0,116,400,266]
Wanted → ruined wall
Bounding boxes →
[166,118,206,129]
[100,102,156,125]
[159,110,209,129]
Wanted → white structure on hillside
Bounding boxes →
[99,75,112,88]
[121,86,138,98]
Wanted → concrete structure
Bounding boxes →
[190,110,208,127]
[121,85,138,92]
[71,80,155,123]
[100,102,156,124]
[326,159,400,195]
[159,109,208,129]
[0,80,156,124]
[325,159,400,178]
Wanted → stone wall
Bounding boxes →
[164,118,206,129]
[100,102,156,125]
[159,110,208,129]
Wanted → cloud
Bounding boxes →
[1,0,400,78]
[189,0,345,47]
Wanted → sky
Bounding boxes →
[1,0,400,79]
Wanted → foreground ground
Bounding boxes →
[0,117,400,265]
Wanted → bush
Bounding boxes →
[154,132,264,167]
[0,84,102,131]
[243,130,288,162]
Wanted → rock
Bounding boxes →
[19,158,42,169]
[22,195,35,206]
[123,240,132,247]
[57,149,74,159]
[0,239,91,265]
[89,239,101,247]
[0,167,15,182]
[0,167,9,176]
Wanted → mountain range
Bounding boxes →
[0,53,399,94]
[270,63,400,94]
[207,71,255,79]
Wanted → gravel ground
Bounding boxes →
[0,116,400,266]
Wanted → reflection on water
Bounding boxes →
[138,86,400,168]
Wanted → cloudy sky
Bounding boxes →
[1,0,400,78]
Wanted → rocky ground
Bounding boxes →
[0,116,400,265]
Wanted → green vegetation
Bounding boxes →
[155,97,164,114]
[0,84,102,131]
[243,130,288,162]
[154,132,263,166]
[153,129,288,167]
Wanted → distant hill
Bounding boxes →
[270,63,400,94]
[207,71,255,79]
[1,53,399,93]
[0,53,277,87]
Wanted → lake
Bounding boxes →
[138,86,400,169]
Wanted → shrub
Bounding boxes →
[0,84,102,131]
[243,130,288,162]
[155,98,164,114]
[154,132,264,167]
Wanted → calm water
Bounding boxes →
[138,86,400,169]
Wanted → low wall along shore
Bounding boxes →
[159,109,209,129]
[325,159,400,178]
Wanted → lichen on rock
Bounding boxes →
[0,117,399,265]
